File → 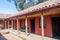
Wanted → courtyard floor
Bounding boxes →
[0,33,23,40]
[0,29,60,40]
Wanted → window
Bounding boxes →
[39,17,46,28]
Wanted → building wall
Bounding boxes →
[45,16,52,37]
[20,19,25,28]
[4,15,53,37]
[17,19,20,30]
[0,20,5,29]
[35,17,42,35]
[13,20,17,30]
[27,18,31,32]
[5,21,8,29]
[27,16,53,37]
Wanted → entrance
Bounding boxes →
[30,19,35,33]
[51,17,60,37]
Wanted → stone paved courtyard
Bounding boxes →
[0,29,60,40]
[0,33,23,40]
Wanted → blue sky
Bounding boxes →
[0,0,18,14]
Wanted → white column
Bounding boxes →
[11,20,13,29]
[17,19,19,30]
[8,21,9,29]
[5,21,6,29]
[41,15,44,40]
[25,16,28,34]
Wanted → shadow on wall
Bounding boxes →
[0,34,7,40]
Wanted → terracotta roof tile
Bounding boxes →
[0,13,11,19]
[8,0,60,18]
[0,0,60,19]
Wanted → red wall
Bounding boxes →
[20,19,25,28]
[35,17,42,35]
[13,20,17,30]
[27,16,53,37]
[6,21,8,29]
[44,16,52,37]
[17,19,20,30]
[4,15,52,37]
[27,18,31,32]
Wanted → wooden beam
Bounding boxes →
[27,13,41,18]
[43,8,60,16]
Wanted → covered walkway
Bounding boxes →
[0,30,24,40]
[0,0,60,40]
[3,29,59,40]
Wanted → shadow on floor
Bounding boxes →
[0,33,7,40]
[53,36,60,40]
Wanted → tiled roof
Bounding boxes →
[0,13,11,19]
[0,0,60,19]
[8,0,60,18]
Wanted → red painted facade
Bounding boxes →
[1,5,59,38]
[27,16,52,37]
[13,20,17,30]
[3,14,60,37]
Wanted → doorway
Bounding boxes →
[51,17,60,37]
[30,19,35,33]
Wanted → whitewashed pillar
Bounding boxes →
[5,21,6,29]
[41,15,44,40]
[17,19,19,30]
[11,20,13,29]
[25,16,28,34]
[8,21,9,29]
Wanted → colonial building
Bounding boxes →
[0,0,60,38]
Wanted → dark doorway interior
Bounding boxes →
[52,17,60,38]
[30,19,35,33]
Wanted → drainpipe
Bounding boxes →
[41,10,44,40]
